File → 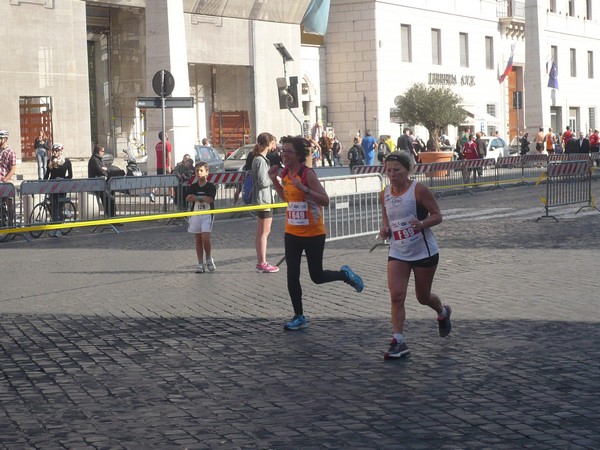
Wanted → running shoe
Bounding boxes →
[438,304,452,337]
[48,230,62,238]
[341,265,364,293]
[283,314,308,331]
[384,339,410,360]
[195,263,205,273]
[149,192,156,203]
[256,262,279,273]
[206,257,216,272]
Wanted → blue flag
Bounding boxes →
[302,0,330,36]
[548,62,559,89]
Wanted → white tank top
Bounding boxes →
[384,181,439,261]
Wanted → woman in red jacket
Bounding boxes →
[461,134,479,184]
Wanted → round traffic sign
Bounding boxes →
[152,70,175,97]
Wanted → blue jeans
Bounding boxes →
[36,148,47,179]
[333,155,342,166]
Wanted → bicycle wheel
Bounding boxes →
[29,203,49,239]
[0,204,9,242]
[60,201,77,235]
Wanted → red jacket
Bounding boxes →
[462,141,480,160]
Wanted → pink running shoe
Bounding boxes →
[256,262,279,273]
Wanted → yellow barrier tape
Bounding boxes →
[535,172,548,186]
[0,202,289,235]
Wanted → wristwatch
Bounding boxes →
[304,187,310,194]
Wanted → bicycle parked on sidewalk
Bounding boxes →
[0,197,12,242]
[28,194,77,238]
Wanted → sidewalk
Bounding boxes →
[1,183,599,449]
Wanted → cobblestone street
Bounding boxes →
[1,183,599,449]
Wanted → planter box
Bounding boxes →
[419,151,454,177]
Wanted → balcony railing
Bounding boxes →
[497,0,525,20]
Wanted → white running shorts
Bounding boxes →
[187,214,213,234]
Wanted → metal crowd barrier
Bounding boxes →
[20,178,108,223]
[321,174,385,241]
[207,172,245,209]
[353,153,600,196]
[537,160,600,221]
[108,174,180,217]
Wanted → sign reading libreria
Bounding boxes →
[428,73,475,87]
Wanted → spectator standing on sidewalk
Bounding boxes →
[34,130,50,180]
[562,125,573,147]
[589,130,599,165]
[185,162,217,274]
[361,130,377,166]
[347,137,365,172]
[173,154,194,209]
[520,132,531,156]
[44,143,73,237]
[88,145,117,219]
[268,135,364,331]
[318,131,332,166]
[379,151,451,359]
[331,135,343,167]
[545,127,556,154]
[534,127,545,153]
[0,130,17,225]
[252,132,279,273]
[151,131,173,202]
[377,135,391,164]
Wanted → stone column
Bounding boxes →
[145,0,194,172]
[524,0,550,137]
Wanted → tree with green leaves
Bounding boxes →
[396,83,467,150]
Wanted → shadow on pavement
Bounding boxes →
[2,315,599,448]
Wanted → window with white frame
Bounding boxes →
[485,36,494,70]
[459,33,469,68]
[432,29,442,65]
[570,48,577,77]
[401,24,412,63]
[588,51,594,78]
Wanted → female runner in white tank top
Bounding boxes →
[379,151,452,360]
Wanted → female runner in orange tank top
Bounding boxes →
[268,136,364,331]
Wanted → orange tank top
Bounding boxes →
[283,167,326,237]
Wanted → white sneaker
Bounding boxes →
[195,263,205,273]
[206,258,216,272]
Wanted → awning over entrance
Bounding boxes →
[461,106,501,126]
[184,0,313,25]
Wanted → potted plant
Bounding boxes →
[396,83,467,164]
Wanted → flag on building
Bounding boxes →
[499,44,516,84]
[547,62,559,89]
[302,0,330,35]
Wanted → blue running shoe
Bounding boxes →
[341,265,364,293]
[284,314,308,331]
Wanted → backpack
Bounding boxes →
[378,142,390,157]
[242,170,254,205]
[348,147,357,162]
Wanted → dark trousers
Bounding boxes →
[284,233,345,316]
[97,192,116,218]
[50,193,66,222]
